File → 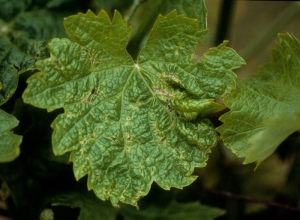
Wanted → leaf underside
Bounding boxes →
[0,109,22,162]
[23,10,244,206]
[217,34,300,168]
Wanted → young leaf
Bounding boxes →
[218,33,300,168]
[23,10,244,206]
[0,109,22,162]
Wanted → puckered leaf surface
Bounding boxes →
[0,109,22,162]
[23,10,244,206]
[217,34,300,167]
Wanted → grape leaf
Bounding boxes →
[165,0,207,31]
[0,109,22,162]
[51,190,116,220]
[121,202,225,220]
[127,0,207,57]
[0,0,69,105]
[217,33,300,168]
[50,187,225,220]
[23,10,244,206]
[0,33,50,104]
[0,0,90,104]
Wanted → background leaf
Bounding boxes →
[217,33,300,167]
[0,109,22,162]
[121,201,225,220]
[0,0,92,163]
[0,0,91,104]
[126,0,208,57]
[51,189,116,220]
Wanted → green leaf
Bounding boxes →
[0,35,18,105]
[0,0,72,104]
[23,10,244,206]
[165,0,207,31]
[11,10,67,41]
[121,201,225,220]
[217,33,300,167]
[127,0,207,57]
[0,109,22,162]
[51,190,116,220]
[246,114,300,166]
[0,33,49,104]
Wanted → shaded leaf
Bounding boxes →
[0,35,18,105]
[11,10,67,41]
[0,33,49,104]
[23,10,244,206]
[51,190,116,220]
[218,33,300,167]
[121,201,225,220]
[0,109,22,162]
[0,0,68,105]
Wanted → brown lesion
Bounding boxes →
[80,139,87,145]
[125,133,132,141]
[111,136,117,141]
[90,133,96,139]
[34,53,40,62]
[166,101,173,113]
[160,137,166,142]
[13,64,20,71]
[81,88,98,104]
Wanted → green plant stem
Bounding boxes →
[124,0,140,21]
[240,2,300,62]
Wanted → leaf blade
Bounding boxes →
[218,33,300,167]
[0,109,22,162]
[23,10,244,207]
